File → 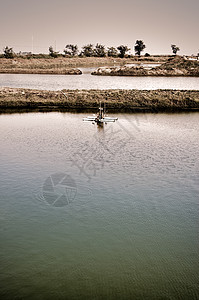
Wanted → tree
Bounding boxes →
[64,44,78,56]
[81,44,94,57]
[49,46,59,58]
[94,43,106,57]
[3,46,14,58]
[117,45,130,58]
[171,44,180,55]
[107,47,118,57]
[134,40,146,56]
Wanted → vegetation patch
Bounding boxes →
[0,88,198,113]
[92,56,199,76]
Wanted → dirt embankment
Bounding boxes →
[92,56,199,76]
[0,88,198,112]
[0,57,82,75]
[0,56,169,74]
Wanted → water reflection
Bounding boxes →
[97,122,105,131]
[0,112,199,299]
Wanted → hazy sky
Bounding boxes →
[0,0,198,55]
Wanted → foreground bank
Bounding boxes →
[0,88,199,112]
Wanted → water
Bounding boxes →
[124,63,161,69]
[0,68,199,90]
[0,112,199,299]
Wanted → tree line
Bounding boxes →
[3,41,182,59]
[49,40,147,58]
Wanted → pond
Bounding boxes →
[0,111,198,299]
[0,67,199,90]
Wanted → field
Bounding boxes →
[0,56,170,74]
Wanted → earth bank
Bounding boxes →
[92,57,199,77]
[0,88,198,112]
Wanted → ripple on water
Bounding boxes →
[0,112,198,299]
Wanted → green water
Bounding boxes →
[0,112,198,299]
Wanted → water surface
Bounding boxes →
[0,68,199,90]
[0,112,199,299]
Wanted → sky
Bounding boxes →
[0,0,198,55]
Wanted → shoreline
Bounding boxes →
[1,56,198,77]
[0,87,199,113]
[92,57,199,77]
[0,56,171,74]
[0,69,82,75]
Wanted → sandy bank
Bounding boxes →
[0,88,199,112]
[0,67,82,75]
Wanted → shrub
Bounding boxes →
[4,46,15,58]
[49,46,59,58]
[107,47,118,57]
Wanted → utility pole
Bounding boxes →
[32,35,34,54]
